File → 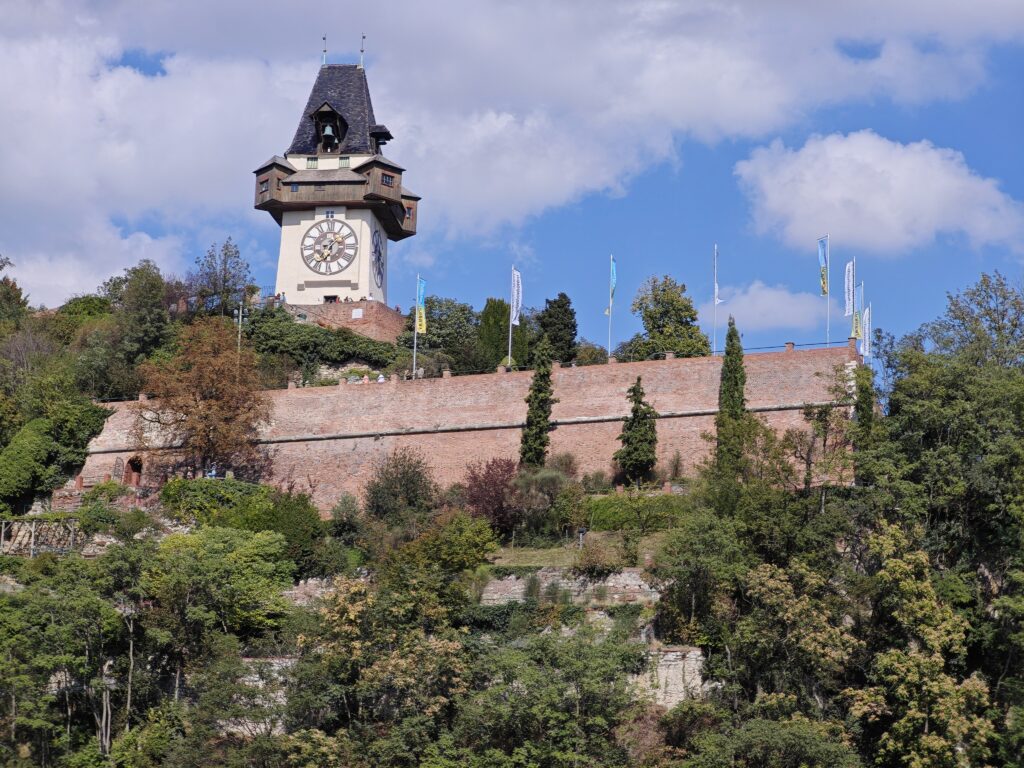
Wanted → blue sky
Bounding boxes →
[2,1,1022,354]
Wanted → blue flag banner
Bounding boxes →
[605,255,617,316]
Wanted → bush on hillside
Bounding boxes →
[464,457,520,534]
[0,419,56,513]
[160,478,324,576]
[584,493,689,532]
[363,448,438,534]
[246,307,397,372]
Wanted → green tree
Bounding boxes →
[398,296,483,373]
[682,717,861,768]
[536,292,577,363]
[142,527,292,702]
[846,524,995,768]
[363,447,438,534]
[520,336,558,467]
[619,275,710,359]
[613,376,658,484]
[192,238,252,317]
[160,478,325,577]
[0,276,29,329]
[478,298,529,368]
[575,339,608,366]
[652,509,746,642]
[715,316,746,473]
[117,260,170,364]
[424,630,645,768]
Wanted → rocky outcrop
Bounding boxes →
[632,646,705,708]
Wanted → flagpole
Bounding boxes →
[412,273,420,378]
[859,280,865,352]
[607,254,613,357]
[713,244,719,356]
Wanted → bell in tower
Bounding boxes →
[315,107,344,154]
[320,121,338,152]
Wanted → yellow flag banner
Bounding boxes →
[415,277,427,334]
[852,310,862,340]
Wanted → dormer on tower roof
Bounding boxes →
[286,64,390,156]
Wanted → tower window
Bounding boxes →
[259,180,269,193]
[325,210,335,218]
[381,173,395,187]
[405,206,414,219]
[291,183,299,192]
[306,157,318,169]
[339,156,351,168]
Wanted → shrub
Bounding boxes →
[572,539,622,579]
[550,482,587,534]
[668,450,683,481]
[0,418,56,513]
[363,447,438,533]
[585,493,689,532]
[159,478,324,576]
[246,307,396,369]
[464,457,520,534]
[546,452,579,479]
[581,471,612,493]
[516,466,569,534]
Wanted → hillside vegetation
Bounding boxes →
[1,265,1023,767]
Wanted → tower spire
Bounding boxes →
[358,33,366,69]
[322,34,327,67]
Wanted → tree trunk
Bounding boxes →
[125,626,135,733]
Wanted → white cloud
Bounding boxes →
[1,1,1023,303]
[735,130,1024,254]
[699,281,838,333]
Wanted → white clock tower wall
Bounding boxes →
[274,207,388,305]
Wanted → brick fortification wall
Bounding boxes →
[72,345,856,513]
[284,300,406,343]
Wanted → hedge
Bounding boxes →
[584,493,690,532]
[247,308,397,370]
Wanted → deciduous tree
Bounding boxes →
[192,238,252,317]
[135,317,270,477]
[619,275,710,360]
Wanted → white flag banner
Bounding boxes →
[510,267,523,326]
[862,306,871,358]
[844,261,855,317]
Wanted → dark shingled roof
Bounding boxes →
[286,65,387,155]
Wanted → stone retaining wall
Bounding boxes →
[480,566,660,606]
[0,519,83,556]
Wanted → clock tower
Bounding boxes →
[254,63,419,307]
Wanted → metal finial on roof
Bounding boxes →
[322,35,327,67]
[358,33,366,69]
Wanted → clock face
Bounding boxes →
[300,219,358,275]
[371,228,385,288]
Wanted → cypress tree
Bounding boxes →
[537,292,578,363]
[715,316,746,470]
[520,336,558,467]
[614,376,659,485]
